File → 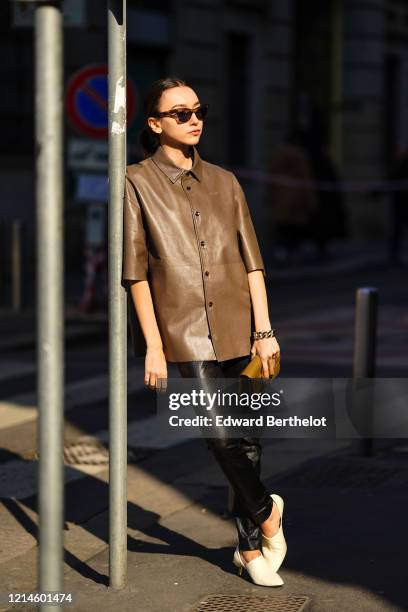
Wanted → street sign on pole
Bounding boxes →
[68,138,108,171]
[66,64,136,139]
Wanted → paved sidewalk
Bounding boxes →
[0,436,407,612]
[1,239,407,611]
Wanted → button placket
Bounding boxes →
[183,176,215,340]
[196,213,212,311]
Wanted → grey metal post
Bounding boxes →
[330,0,344,170]
[351,287,378,456]
[34,1,65,608]
[108,0,128,588]
[11,220,22,312]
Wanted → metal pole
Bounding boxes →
[34,1,65,608]
[108,0,128,589]
[11,220,22,312]
[0,221,3,305]
[330,0,343,169]
[351,287,378,456]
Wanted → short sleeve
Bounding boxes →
[232,173,267,278]
[122,173,149,284]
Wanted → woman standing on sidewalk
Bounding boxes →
[122,77,287,586]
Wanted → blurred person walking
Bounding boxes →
[122,77,287,586]
[300,130,347,261]
[267,131,318,265]
[79,202,108,313]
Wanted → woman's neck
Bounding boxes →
[161,143,193,170]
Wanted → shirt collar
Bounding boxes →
[151,145,202,183]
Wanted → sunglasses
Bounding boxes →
[155,104,209,124]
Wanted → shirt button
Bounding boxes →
[208,333,211,339]
[205,270,209,276]
[186,186,191,191]
[195,211,200,216]
[200,240,206,247]
[208,301,213,307]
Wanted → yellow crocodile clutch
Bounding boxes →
[240,354,280,379]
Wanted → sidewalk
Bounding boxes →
[1,435,407,611]
[1,239,407,611]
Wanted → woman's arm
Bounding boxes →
[247,270,280,378]
[248,269,271,331]
[129,280,168,389]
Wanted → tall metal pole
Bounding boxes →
[108,0,128,588]
[34,1,65,608]
[330,0,343,169]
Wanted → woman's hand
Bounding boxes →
[145,347,168,392]
[250,336,280,378]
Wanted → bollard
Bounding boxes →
[11,220,22,312]
[351,287,378,456]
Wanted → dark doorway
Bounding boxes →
[293,0,332,146]
[226,32,251,166]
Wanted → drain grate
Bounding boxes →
[195,594,309,612]
[63,441,109,466]
[62,442,155,466]
[275,457,402,488]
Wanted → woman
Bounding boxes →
[122,77,287,586]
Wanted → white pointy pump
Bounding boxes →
[232,546,284,587]
[262,493,287,573]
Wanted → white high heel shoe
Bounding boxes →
[262,493,287,573]
[232,546,284,587]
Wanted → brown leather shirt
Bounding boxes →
[122,144,266,363]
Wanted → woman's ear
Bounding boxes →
[147,117,162,134]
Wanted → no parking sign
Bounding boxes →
[66,64,136,139]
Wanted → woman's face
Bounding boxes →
[148,86,204,149]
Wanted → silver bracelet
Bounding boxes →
[252,329,276,340]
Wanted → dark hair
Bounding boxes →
[139,76,188,157]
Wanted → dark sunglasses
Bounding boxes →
[155,104,209,124]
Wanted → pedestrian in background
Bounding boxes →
[300,130,347,261]
[79,202,107,313]
[267,130,317,264]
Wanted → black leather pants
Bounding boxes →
[176,355,273,551]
